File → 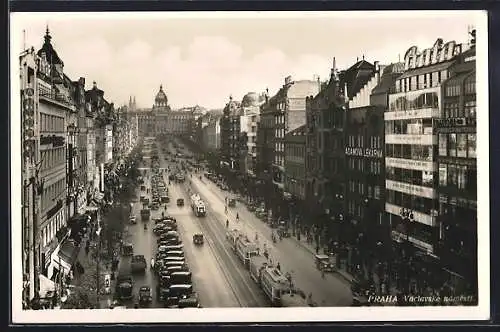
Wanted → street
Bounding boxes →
[113,141,268,308]
[176,139,353,307]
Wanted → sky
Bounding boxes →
[11,11,483,110]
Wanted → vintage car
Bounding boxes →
[115,275,133,300]
[165,284,194,307]
[122,243,134,256]
[129,215,137,225]
[228,198,236,207]
[131,255,147,273]
[193,233,204,245]
[314,254,335,272]
[176,198,185,207]
[139,286,152,306]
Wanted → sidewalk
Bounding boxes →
[68,233,115,309]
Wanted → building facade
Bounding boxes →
[221,96,242,171]
[305,58,375,248]
[385,39,465,293]
[203,114,222,151]
[258,76,320,220]
[284,124,307,202]
[239,92,265,176]
[435,43,477,293]
[344,61,389,273]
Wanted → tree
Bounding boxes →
[102,205,126,258]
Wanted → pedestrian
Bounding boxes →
[151,258,155,269]
[236,213,239,221]
[226,219,229,228]
[277,262,281,271]
[225,206,228,214]
[316,245,320,254]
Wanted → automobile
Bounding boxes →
[154,225,170,235]
[165,284,194,307]
[168,174,175,181]
[115,275,133,300]
[178,296,200,308]
[193,233,204,245]
[139,286,152,306]
[129,215,137,224]
[169,271,192,285]
[158,244,184,253]
[157,285,170,303]
[176,198,184,207]
[131,255,147,273]
[162,256,185,264]
[122,243,134,256]
[164,250,184,259]
[151,202,159,210]
[314,254,335,273]
[228,198,236,207]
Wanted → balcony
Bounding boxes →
[38,82,76,111]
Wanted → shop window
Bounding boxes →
[422,171,433,187]
[438,134,448,156]
[457,165,467,190]
[464,100,476,118]
[448,164,458,186]
[467,134,476,158]
[448,134,457,157]
[439,164,447,186]
[457,134,467,158]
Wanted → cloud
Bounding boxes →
[12,13,478,109]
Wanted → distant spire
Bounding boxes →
[160,84,163,91]
[44,24,52,44]
[362,54,365,60]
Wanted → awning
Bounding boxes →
[39,274,56,297]
[57,239,80,272]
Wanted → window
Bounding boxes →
[457,134,467,158]
[448,134,457,157]
[439,164,447,186]
[439,134,447,156]
[464,100,476,118]
[448,164,458,186]
[468,134,476,158]
[457,165,467,190]
[374,186,381,200]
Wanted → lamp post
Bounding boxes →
[399,208,414,293]
[95,216,102,309]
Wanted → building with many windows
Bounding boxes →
[305,58,376,249]
[220,96,242,172]
[239,92,265,177]
[258,76,320,221]
[385,38,466,293]
[435,42,477,293]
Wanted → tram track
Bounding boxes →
[178,183,268,307]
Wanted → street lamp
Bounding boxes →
[95,219,102,309]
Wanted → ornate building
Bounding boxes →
[134,85,195,137]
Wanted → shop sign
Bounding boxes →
[435,117,476,128]
[385,134,436,145]
[385,157,435,171]
[384,108,439,121]
[345,147,383,158]
[386,180,436,199]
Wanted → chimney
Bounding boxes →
[93,81,97,89]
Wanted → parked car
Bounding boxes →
[177,198,184,206]
[129,215,137,224]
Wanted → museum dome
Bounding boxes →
[241,92,261,107]
[155,85,168,106]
